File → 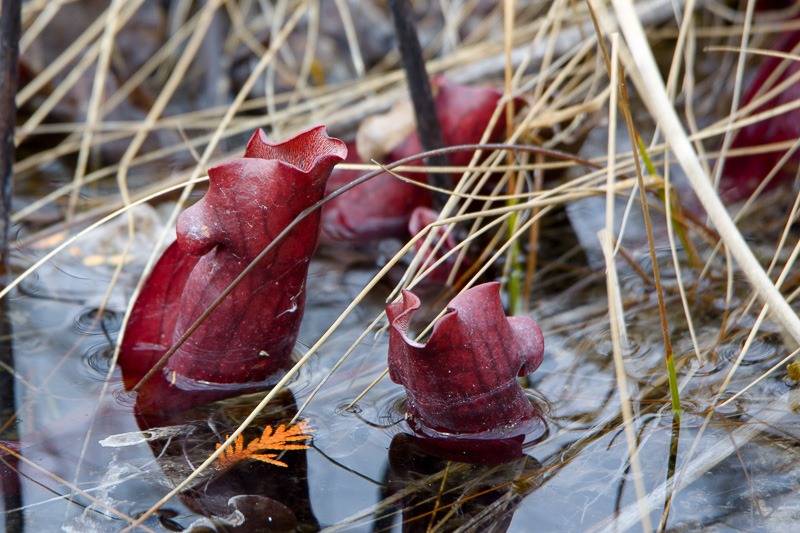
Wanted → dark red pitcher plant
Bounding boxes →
[321,77,516,242]
[119,126,347,414]
[387,282,545,463]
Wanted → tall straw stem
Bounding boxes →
[588,0,682,415]
[504,0,523,313]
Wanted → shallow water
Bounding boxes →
[3,215,800,533]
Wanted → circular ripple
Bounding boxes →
[656,399,706,428]
[525,388,555,419]
[334,401,363,416]
[710,391,749,421]
[82,342,115,377]
[379,393,410,427]
[620,338,663,380]
[686,354,728,377]
[74,307,123,336]
[338,392,408,429]
[111,386,137,408]
[719,336,780,366]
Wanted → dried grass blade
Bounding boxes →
[611,0,800,345]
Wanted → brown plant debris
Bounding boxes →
[214,419,313,469]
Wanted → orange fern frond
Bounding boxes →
[214,419,313,469]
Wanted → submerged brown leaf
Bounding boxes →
[214,420,313,469]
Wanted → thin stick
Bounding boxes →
[503,0,524,314]
[66,0,126,221]
[600,54,650,532]
[663,162,702,367]
[333,0,366,77]
[709,0,756,191]
[591,0,680,412]
[619,73,681,415]
[0,5,21,531]
[387,0,452,205]
[600,228,651,533]
[0,0,20,270]
[603,41,629,349]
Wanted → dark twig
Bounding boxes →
[0,2,22,531]
[387,0,452,208]
[0,0,20,270]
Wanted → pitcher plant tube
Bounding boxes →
[119,126,347,413]
[321,77,517,242]
[387,282,544,438]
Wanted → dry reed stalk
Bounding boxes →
[612,0,800,346]
[598,34,648,532]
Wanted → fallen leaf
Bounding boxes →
[215,420,314,469]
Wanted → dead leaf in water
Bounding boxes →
[214,420,313,469]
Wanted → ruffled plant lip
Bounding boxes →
[119,126,346,414]
[387,282,545,448]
